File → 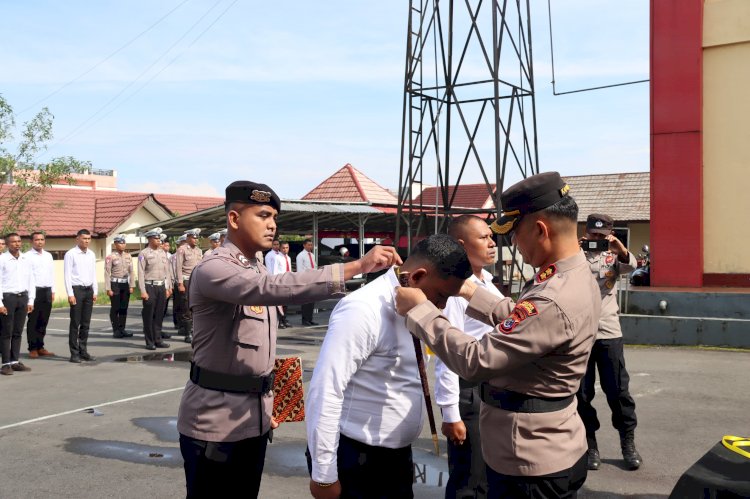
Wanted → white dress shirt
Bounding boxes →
[306,268,425,483]
[437,269,504,423]
[0,252,36,307]
[264,250,284,275]
[296,249,315,272]
[63,246,98,296]
[25,248,55,291]
[278,253,292,274]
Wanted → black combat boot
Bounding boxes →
[620,431,643,470]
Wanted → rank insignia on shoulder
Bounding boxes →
[536,264,557,283]
[514,300,538,319]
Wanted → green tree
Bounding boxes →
[0,94,90,234]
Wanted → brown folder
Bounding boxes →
[272,357,305,422]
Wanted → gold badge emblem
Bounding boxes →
[246,305,264,315]
[560,184,571,196]
[250,190,272,203]
[536,264,557,283]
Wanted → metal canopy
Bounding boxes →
[133,200,398,240]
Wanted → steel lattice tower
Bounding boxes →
[396,0,540,287]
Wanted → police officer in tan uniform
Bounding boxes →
[204,232,221,258]
[138,228,173,350]
[577,214,642,471]
[396,172,600,498]
[177,180,401,499]
[105,234,134,338]
[175,229,203,344]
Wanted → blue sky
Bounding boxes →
[1,0,649,198]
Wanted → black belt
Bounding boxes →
[189,362,275,394]
[479,384,574,413]
[2,291,28,297]
[35,286,51,290]
[72,285,92,290]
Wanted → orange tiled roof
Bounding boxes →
[0,186,221,237]
[302,164,398,205]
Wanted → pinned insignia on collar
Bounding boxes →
[250,190,272,203]
[237,254,249,266]
[536,264,557,283]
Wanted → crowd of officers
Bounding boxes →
[0,227,233,367]
[1,173,644,498]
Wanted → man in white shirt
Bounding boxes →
[276,242,293,328]
[63,229,98,363]
[264,239,280,270]
[25,231,57,358]
[0,233,35,375]
[307,234,472,499]
[296,239,318,325]
[439,215,504,498]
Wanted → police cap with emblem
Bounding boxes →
[225,181,281,212]
[183,228,201,238]
[490,172,571,235]
[586,213,614,235]
[143,227,163,239]
[208,232,221,242]
[160,233,168,242]
[113,234,126,244]
[177,235,187,243]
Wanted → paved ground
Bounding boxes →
[0,302,747,498]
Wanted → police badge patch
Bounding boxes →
[500,316,518,333]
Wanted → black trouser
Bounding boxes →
[180,432,269,499]
[177,279,193,335]
[174,280,189,334]
[142,284,166,347]
[109,281,131,335]
[301,303,314,323]
[69,285,94,357]
[306,434,414,499]
[26,287,52,350]
[1,292,29,364]
[486,452,588,499]
[576,337,637,446]
[446,381,487,499]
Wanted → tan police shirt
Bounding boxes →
[175,245,204,282]
[405,250,600,476]
[177,240,347,442]
[585,250,636,340]
[137,247,173,295]
[104,251,134,291]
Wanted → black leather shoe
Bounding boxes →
[278,322,287,329]
[161,333,172,339]
[155,342,170,349]
[123,331,134,338]
[80,353,96,361]
[145,345,156,351]
[69,355,82,363]
[621,433,643,470]
[587,448,601,470]
[113,332,125,338]
[184,335,192,343]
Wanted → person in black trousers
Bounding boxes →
[63,229,98,363]
[0,233,34,375]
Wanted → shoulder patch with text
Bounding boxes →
[536,264,557,283]
[499,300,539,334]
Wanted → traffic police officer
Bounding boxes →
[175,228,203,344]
[578,213,642,471]
[172,234,187,336]
[138,228,172,350]
[105,234,134,338]
[396,172,600,498]
[177,180,401,499]
[203,232,221,258]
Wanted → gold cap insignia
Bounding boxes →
[250,190,272,203]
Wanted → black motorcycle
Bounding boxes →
[630,245,650,286]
